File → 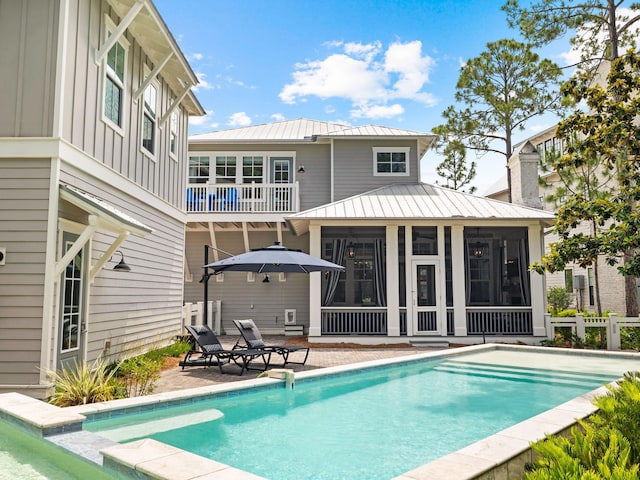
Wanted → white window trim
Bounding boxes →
[372,147,410,177]
[140,66,158,162]
[101,16,129,136]
[169,109,179,162]
[202,151,296,184]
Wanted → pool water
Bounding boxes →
[0,419,117,480]
[87,354,619,480]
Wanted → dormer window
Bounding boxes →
[373,147,410,176]
[142,82,157,156]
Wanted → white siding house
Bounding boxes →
[185,119,554,345]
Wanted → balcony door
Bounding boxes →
[270,157,293,211]
[412,260,441,335]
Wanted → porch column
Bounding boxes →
[386,224,400,336]
[528,223,547,336]
[308,224,322,337]
[451,224,467,336]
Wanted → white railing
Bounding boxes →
[321,307,388,335]
[467,307,533,335]
[182,300,222,334]
[545,313,640,350]
[186,183,299,213]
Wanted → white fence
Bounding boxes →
[182,300,222,334]
[545,313,640,350]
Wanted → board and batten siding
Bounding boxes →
[59,167,186,363]
[188,143,332,212]
[0,0,58,137]
[184,231,311,334]
[61,0,189,209]
[333,139,420,201]
[0,159,52,388]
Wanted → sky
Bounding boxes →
[153,0,575,193]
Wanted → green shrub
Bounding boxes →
[115,356,161,397]
[547,287,572,316]
[525,371,640,479]
[47,358,122,407]
[556,309,578,317]
[143,340,191,363]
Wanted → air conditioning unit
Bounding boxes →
[573,275,586,290]
[284,309,296,325]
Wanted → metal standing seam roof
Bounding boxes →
[188,118,434,143]
[286,183,556,234]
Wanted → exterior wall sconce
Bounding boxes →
[297,165,305,173]
[347,242,356,259]
[262,274,271,283]
[112,250,131,272]
[471,242,488,258]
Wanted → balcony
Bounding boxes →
[186,183,299,214]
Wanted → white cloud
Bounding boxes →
[271,113,285,121]
[191,53,204,61]
[189,110,215,126]
[279,40,436,120]
[351,103,405,119]
[193,72,214,91]
[228,112,252,127]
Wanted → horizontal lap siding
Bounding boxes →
[333,139,420,201]
[184,231,310,334]
[0,159,52,386]
[59,168,185,362]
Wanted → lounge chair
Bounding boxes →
[181,324,271,375]
[232,319,310,367]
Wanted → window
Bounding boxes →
[103,21,127,130]
[169,110,178,158]
[188,156,209,183]
[412,227,438,255]
[373,147,410,176]
[564,269,573,290]
[215,156,237,183]
[142,83,157,155]
[61,242,83,352]
[242,156,264,184]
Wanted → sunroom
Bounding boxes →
[287,183,555,344]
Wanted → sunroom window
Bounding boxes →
[215,156,237,183]
[188,156,210,183]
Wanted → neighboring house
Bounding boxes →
[185,119,554,345]
[485,126,638,315]
[0,0,204,398]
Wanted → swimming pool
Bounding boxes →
[81,345,639,480]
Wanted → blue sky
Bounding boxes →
[154,0,573,192]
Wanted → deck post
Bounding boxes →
[309,224,322,337]
[386,224,400,336]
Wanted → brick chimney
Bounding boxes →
[508,140,541,208]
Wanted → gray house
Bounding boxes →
[0,0,204,398]
[185,119,554,345]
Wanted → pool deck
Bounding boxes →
[154,335,426,393]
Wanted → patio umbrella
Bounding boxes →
[203,242,345,274]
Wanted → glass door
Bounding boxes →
[58,234,86,369]
[412,261,440,334]
[270,157,292,211]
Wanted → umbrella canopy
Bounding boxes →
[204,242,345,274]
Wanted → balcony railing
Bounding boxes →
[186,183,299,214]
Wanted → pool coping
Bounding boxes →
[2,344,639,480]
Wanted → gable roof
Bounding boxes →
[189,118,435,154]
[286,183,555,235]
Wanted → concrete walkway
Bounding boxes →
[154,336,437,394]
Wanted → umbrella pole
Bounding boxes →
[203,244,210,328]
